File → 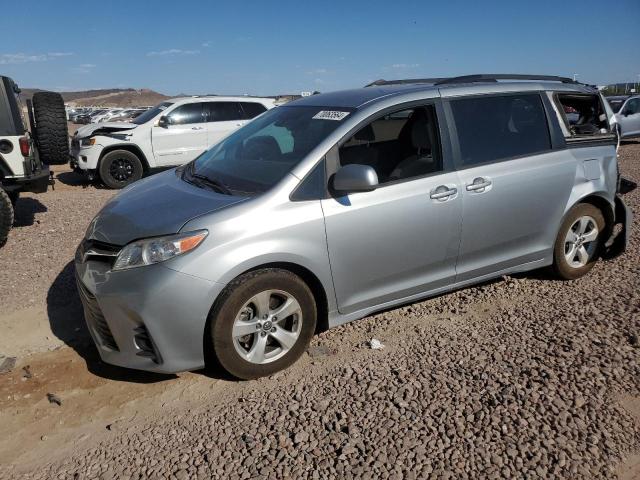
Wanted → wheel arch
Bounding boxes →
[99,144,150,172]
[573,192,615,238]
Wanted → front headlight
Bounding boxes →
[113,230,208,271]
[81,137,96,147]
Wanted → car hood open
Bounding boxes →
[86,169,247,246]
[75,122,138,139]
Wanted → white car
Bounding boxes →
[90,108,124,123]
[71,96,275,188]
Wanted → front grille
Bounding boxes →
[76,278,119,351]
[77,238,121,266]
[133,325,162,364]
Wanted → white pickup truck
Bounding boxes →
[70,96,275,188]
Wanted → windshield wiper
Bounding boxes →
[188,162,232,195]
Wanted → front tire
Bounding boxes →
[552,203,605,280]
[0,189,15,247]
[209,269,317,379]
[98,150,143,189]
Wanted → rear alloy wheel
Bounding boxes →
[209,269,317,379]
[553,203,605,280]
[99,150,143,189]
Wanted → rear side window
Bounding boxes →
[450,94,551,167]
[207,102,243,122]
[623,98,640,115]
[555,94,610,138]
[241,102,267,119]
[167,103,205,125]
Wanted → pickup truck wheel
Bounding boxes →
[99,150,143,189]
[552,203,605,280]
[0,189,14,247]
[31,92,70,165]
[209,269,317,379]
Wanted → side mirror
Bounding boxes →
[157,116,171,128]
[332,164,378,194]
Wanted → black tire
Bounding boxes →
[209,269,317,379]
[98,150,144,189]
[552,203,605,280]
[32,92,69,165]
[0,189,14,247]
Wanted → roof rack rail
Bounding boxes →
[434,74,578,85]
[364,78,446,87]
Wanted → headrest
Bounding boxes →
[354,124,375,142]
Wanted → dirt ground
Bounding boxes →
[0,143,638,479]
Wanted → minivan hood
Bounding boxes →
[76,122,137,139]
[87,169,247,246]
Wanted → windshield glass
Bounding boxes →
[188,105,352,195]
[133,101,173,124]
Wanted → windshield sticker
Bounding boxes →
[312,110,350,121]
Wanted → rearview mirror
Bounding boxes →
[332,164,378,194]
[157,116,171,128]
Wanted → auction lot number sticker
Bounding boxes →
[313,110,350,121]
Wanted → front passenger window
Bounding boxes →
[338,106,442,184]
[167,103,205,125]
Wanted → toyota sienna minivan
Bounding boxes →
[76,74,635,379]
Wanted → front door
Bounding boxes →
[321,103,462,315]
[152,102,208,166]
[618,98,640,138]
[206,102,247,148]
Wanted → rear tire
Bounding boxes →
[98,150,144,189]
[32,92,70,165]
[209,269,317,379]
[0,189,14,247]
[552,203,605,280]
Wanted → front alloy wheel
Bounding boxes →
[232,290,303,364]
[209,269,317,379]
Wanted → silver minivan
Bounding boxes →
[76,74,635,379]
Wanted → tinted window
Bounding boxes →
[450,94,551,167]
[241,102,268,119]
[339,105,442,183]
[207,102,243,122]
[624,98,640,115]
[167,103,204,125]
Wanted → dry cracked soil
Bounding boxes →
[0,144,639,479]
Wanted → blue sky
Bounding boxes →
[1,0,639,95]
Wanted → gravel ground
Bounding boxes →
[1,145,639,479]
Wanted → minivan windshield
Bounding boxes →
[133,101,173,124]
[187,105,352,195]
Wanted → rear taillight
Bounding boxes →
[19,137,30,157]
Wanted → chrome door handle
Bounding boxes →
[466,177,492,191]
[430,186,457,200]
[191,127,204,130]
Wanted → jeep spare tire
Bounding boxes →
[0,189,14,247]
[32,91,69,165]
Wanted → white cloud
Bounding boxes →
[202,41,212,47]
[72,63,97,74]
[147,49,200,57]
[391,63,420,69]
[79,63,96,68]
[0,52,75,64]
[306,68,328,75]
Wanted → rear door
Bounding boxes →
[205,101,245,147]
[151,102,207,166]
[444,92,575,282]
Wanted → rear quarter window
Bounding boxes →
[241,102,268,119]
[554,93,612,139]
